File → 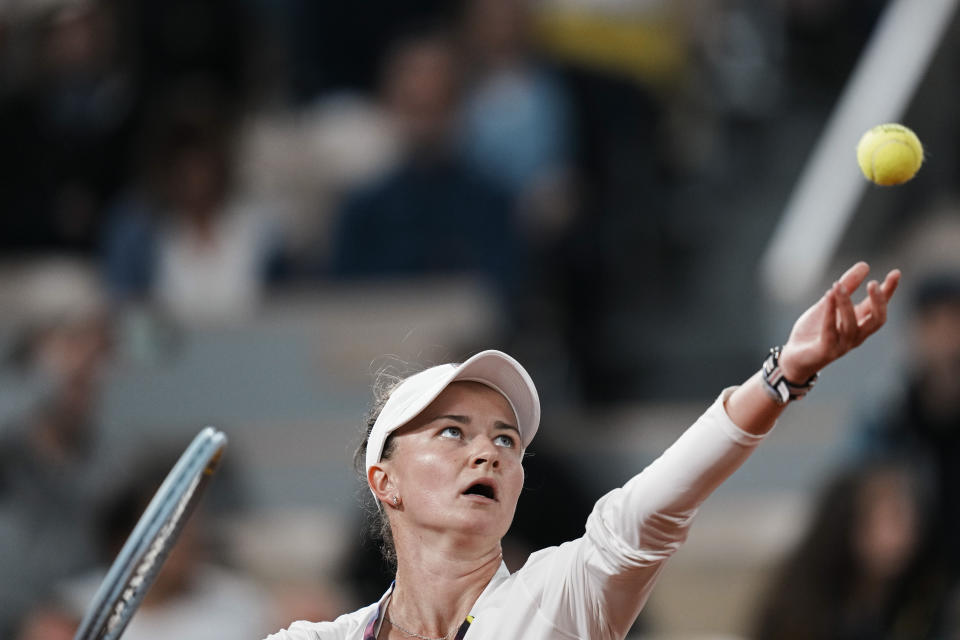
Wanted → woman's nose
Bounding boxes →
[472,444,500,468]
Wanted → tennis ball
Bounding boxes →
[856,123,923,186]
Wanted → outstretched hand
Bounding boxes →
[779,262,900,382]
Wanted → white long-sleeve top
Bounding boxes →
[267,387,767,640]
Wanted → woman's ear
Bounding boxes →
[368,464,395,507]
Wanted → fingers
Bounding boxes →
[834,281,858,348]
[853,280,885,342]
[880,269,901,300]
[837,262,899,300]
[837,261,870,295]
[854,269,901,343]
[821,285,839,343]
[856,269,900,328]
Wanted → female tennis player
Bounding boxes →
[268,261,900,640]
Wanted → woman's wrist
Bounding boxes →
[777,346,817,384]
[762,346,819,406]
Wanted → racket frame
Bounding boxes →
[73,426,227,640]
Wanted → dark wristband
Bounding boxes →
[761,346,819,405]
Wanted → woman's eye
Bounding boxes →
[439,426,462,439]
[494,434,515,448]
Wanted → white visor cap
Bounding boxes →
[365,350,540,475]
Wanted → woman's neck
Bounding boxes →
[387,536,502,639]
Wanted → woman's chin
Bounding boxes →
[441,514,511,543]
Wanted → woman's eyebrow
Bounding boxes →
[494,421,520,435]
[430,415,519,435]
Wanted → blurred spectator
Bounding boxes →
[0,1,136,253]
[456,0,574,238]
[329,26,523,306]
[854,271,960,575]
[0,258,113,637]
[102,103,281,326]
[753,461,947,639]
[235,94,400,276]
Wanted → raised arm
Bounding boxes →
[522,262,901,640]
[726,261,900,435]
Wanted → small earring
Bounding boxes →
[393,496,400,506]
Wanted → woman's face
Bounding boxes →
[383,381,525,543]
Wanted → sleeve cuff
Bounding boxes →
[713,386,770,447]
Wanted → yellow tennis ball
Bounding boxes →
[856,123,923,186]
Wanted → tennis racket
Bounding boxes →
[73,427,228,640]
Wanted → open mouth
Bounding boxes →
[463,482,497,501]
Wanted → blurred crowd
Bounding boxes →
[3,0,933,400]
[754,272,960,639]
[3,0,960,637]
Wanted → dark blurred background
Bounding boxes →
[3,0,960,638]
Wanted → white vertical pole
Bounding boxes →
[760,0,959,303]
